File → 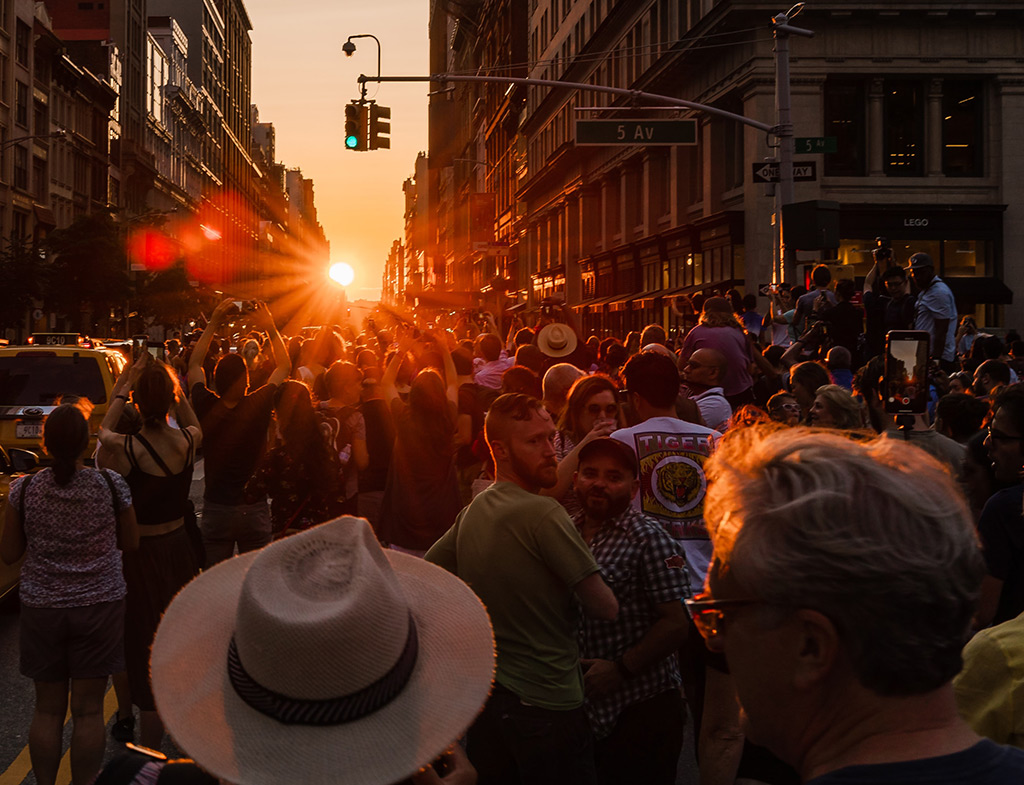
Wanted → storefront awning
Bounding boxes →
[572,293,619,311]
[607,292,644,312]
[634,290,664,305]
[944,277,1013,306]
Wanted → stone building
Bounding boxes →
[426,1,1024,333]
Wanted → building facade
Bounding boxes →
[425,1,1024,335]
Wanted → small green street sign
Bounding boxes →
[575,119,698,146]
[794,136,838,154]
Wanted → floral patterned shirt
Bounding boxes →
[11,468,131,608]
[244,446,346,533]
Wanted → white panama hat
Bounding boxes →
[151,517,495,785]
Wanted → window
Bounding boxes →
[32,156,45,199]
[15,81,27,127]
[15,20,29,67]
[13,146,27,190]
[943,80,983,177]
[34,100,46,136]
[884,81,924,176]
[0,54,8,104]
[824,79,866,176]
[11,210,27,241]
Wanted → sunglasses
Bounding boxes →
[684,592,763,641]
[586,403,619,418]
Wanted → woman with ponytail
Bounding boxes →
[243,380,345,534]
[97,351,203,749]
[1,402,139,785]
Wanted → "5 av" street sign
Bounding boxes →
[751,161,817,183]
[575,119,698,146]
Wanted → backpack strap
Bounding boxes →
[99,469,122,514]
[132,432,174,477]
[17,471,35,525]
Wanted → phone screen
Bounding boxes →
[131,336,146,362]
[884,330,931,415]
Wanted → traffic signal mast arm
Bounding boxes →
[358,73,774,133]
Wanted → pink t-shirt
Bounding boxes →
[11,468,131,608]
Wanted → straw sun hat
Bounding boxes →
[537,322,578,358]
[151,517,495,785]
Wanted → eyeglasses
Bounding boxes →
[771,403,800,412]
[684,592,763,641]
[586,404,619,418]
[987,425,1024,443]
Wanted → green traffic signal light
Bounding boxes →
[344,102,366,151]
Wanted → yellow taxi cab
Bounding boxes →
[0,334,128,461]
[0,443,38,601]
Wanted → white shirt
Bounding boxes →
[612,416,722,586]
[691,387,732,432]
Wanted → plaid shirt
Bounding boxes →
[576,506,692,739]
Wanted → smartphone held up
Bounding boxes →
[884,330,931,415]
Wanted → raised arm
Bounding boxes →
[99,352,149,445]
[382,333,413,409]
[252,301,291,387]
[187,299,235,390]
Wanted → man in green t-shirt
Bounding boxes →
[427,393,618,785]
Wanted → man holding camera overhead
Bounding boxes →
[187,298,291,565]
[863,238,917,359]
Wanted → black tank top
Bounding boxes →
[124,429,195,526]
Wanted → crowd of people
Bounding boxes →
[4,242,1024,785]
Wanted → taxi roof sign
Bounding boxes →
[28,333,89,347]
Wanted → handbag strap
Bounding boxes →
[99,469,122,514]
[17,471,35,525]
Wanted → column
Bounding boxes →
[868,78,885,176]
[927,78,944,177]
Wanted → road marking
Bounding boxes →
[0,687,118,785]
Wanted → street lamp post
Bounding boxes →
[342,34,381,101]
[0,129,66,153]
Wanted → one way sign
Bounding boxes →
[751,161,817,183]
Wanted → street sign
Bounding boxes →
[794,136,837,154]
[575,119,698,146]
[751,161,817,183]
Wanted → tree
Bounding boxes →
[45,212,130,333]
[138,260,210,330]
[0,237,43,337]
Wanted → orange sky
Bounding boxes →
[246,2,429,301]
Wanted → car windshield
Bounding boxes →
[0,355,106,405]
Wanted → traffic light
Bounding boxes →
[344,102,367,151]
[369,103,390,150]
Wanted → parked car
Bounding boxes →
[0,444,39,601]
[0,334,127,460]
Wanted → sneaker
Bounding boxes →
[110,712,135,743]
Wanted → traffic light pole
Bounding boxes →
[772,4,814,285]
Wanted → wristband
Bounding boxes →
[114,394,129,402]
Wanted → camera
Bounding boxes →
[874,237,892,262]
[233,300,257,314]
